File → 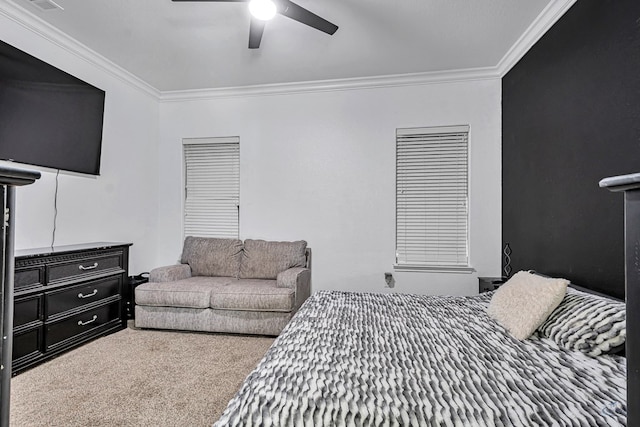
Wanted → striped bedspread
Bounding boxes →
[215,291,626,426]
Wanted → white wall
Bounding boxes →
[158,79,502,295]
[0,13,160,274]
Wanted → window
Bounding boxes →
[183,137,240,239]
[395,125,470,270]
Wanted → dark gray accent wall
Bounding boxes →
[502,0,640,299]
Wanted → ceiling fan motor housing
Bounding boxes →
[172,0,338,49]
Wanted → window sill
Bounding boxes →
[393,264,476,274]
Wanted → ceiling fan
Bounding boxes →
[172,0,338,49]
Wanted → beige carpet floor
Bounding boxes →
[10,325,274,427]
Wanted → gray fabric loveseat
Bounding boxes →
[135,237,311,336]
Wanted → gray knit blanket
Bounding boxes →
[215,291,626,426]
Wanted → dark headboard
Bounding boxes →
[568,283,623,302]
[531,270,623,302]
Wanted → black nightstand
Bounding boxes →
[478,277,507,293]
[126,274,149,319]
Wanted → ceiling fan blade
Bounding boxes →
[249,17,266,49]
[277,0,338,35]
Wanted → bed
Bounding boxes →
[214,288,626,426]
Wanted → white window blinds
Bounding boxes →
[183,137,239,239]
[396,125,469,268]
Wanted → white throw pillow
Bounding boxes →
[487,271,569,340]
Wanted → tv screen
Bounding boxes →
[0,39,105,176]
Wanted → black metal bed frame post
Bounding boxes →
[600,172,640,425]
[0,186,5,423]
[0,165,40,427]
[0,186,15,426]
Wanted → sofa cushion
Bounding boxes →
[181,236,243,278]
[136,276,234,309]
[239,239,307,279]
[210,279,295,312]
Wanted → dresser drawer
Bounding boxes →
[15,266,44,292]
[47,253,123,284]
[45,276,121,319]
[13,328,43,362]
[45,301,121,351]
[14,294,43,328]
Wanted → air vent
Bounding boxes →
[29,0,64,11]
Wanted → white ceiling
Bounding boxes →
[10,0,552,92]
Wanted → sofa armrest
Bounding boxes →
[277,267,311,312]
[149,264,192,283]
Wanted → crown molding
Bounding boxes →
[159,66,501,102]
[496,0,576,77]
[0,0,160,99]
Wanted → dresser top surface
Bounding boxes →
[15,242,132,259]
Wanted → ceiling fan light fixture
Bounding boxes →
[248,0,277,21]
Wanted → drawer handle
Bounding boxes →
[79,262,98,271]
[78,289,98,299]
[78,315,98,326]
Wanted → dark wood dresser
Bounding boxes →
[12,242,131,374]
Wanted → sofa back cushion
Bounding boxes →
[240,239,307,279]
[181,236,243,277]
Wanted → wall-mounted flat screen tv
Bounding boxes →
[0,39,105,176]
